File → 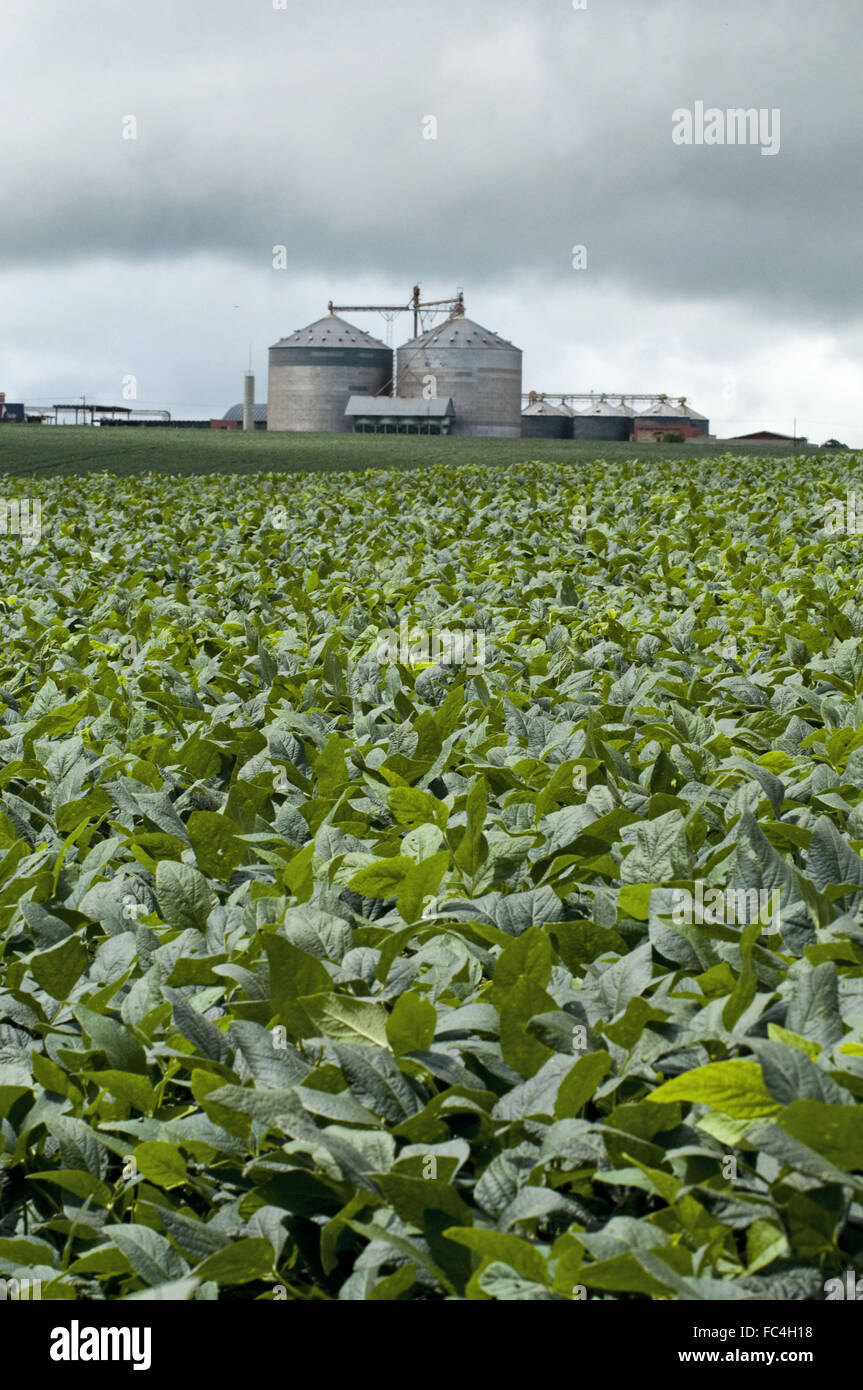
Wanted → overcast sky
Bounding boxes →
[1,0,861,441]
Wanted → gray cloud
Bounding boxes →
[1,0,862,439]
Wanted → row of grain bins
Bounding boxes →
[267,310,523,437]
[522,395,710,441]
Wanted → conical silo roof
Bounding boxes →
[637,396,705,419]
[398,316,519,352]
[522,399,569,416]
[271,314,388,351]
[580,396,633,417]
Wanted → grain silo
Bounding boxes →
[521,397,571,439]
[677,399,710,435]
[267,314,392,433]
[396,314,522,438]
[570,397,634,441]
[634,396,709,440]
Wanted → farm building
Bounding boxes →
[0,393,49,423]
[723,430,803,443]
[345,395,454,434]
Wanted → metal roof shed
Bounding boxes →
[346,395,455,434]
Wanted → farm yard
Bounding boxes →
[1,444,863,1301]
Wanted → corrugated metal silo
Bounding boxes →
[521,398,571,439]
[570,397,634,441]
[396,315,522,438]
[679,399,709,434]
[634,396,709,437]
[267,314,392,432]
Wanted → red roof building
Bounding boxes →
[723,430,805,443]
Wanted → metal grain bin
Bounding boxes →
[521,399,571,439]
[396,315,522,438]
[634,396,709,439]
[678,399,709,434]
[267,314,392,432]
[570,397,633,441]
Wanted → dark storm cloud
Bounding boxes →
[1,0,861,323]
[1,0,862,442]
